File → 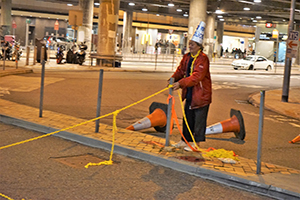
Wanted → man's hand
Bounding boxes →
[172,82,180,90]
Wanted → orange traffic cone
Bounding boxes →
[205,109,246,140]
[289,134,300,144]
[126,108,167,131]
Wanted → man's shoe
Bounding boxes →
[184,142,200,152]
[172,140,187,148]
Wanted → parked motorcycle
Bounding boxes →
[1,41,12,60]
[12,42,22,61]
[77,42,87,65]
[56,45,65,64]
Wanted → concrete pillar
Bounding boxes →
[79,0,94,51]
[204,14,215,61]
[216,21,224,57]
[122,11,133,54]
[295,23,300,65]
[1,0,12,36]
[97,0,120,56]
[187,0,207,50]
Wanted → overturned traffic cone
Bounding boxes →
[289,134,300,144]
[205,109,246,140]
[126,102,168,132]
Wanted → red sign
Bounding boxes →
[54,20,59,31]
[168,29,174,34]
[12,20,16,29]
[265,22,272,28]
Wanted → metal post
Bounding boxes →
[26,46,30,66]
[155,50,158,70]
[33,46,37,65]
[256,90,265,174]
[282,0,296,102]
[55,30,58,51]
[3,49,6,70]
[95,69,104,133]
[41,46,45,62]
[39,60,46,118]
[47,46,50,62]
[275,36,279,73]
[25,23,29,52]
[172,53,175,71]
[165,78,174,146]
[15,55,18,69]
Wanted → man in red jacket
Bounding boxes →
[169,21,212,151]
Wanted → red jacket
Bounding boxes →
[171,51,212,109]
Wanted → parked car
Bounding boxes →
[44,36,72,49]
[232,55,274,71]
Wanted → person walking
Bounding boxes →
[168,21,212,151]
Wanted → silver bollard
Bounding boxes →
[256,90,265,174]
[165,78,174,146]
[95,69,104,133]
[39,60,46,117]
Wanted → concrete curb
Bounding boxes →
[0,69,33,77]
[248,90,300,121]
[1,113,299,200]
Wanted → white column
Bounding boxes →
[187,0,207,50]
[97,0,120,56]
[122,11,133,54]
[204,14,215,61]
[79,0,94,51]
[1,0,12,36]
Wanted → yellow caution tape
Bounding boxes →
[177,90,201,150]
[204,149,240,161]
[0,86,171,168]
[0,192,14,200]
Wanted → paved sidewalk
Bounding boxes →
[0,60,300,199]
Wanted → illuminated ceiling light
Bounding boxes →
[183,12,188,17]
[142,6,148,11]
[217,15,223,18]
[253,20,257,22]
[128,2,135,6]
[176,8,182,12]
[243,7,250,11]
[67,4,73,6]
[94,3,100,6]
[215,8,224,14]
[156,14,160,16]
[254,0,261,2]
[168,1,175,7]
[256,16,262,19]
[220,18,225,21]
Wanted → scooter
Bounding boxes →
[77,42,87,65]
[12,42,22,61]
[56,45,65,64]
[1,42,12,60]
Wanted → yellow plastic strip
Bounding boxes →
[84,111,119,168]
[177,90,200,150]
[0,192,14,200]
[0,87,170,151]
[0,112,113,150]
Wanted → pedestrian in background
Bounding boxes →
[168,21,212,151]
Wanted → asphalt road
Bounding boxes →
[0,71,299,170]
[0,122,273,200]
